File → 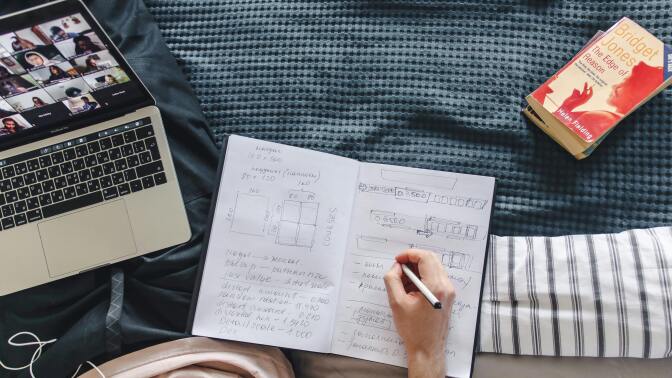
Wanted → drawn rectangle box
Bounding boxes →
[299,203,318,224]
[429,220,447,233]
[281,200,301,222]
[296,224,315,247]
[357,236,387,251]
[394,187,430,203]
[443,253,465,269]
[381,169,457,190]
[352,312,391,330]
[277,221,298,245]
[231,193,268,236]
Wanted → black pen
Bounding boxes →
[401,264,442,309]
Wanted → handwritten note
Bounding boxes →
[331,163,494,378]
[191,137,495,378]
[192,135,359,352]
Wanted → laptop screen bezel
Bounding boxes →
[0,0,155,152]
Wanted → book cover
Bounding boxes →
[530,17,672,144]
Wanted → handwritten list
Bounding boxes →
[332,163,494,378]
[214,249,330,341]
[192,136,359,352]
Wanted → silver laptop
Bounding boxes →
[0,0,191,295]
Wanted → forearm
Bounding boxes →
[407,348,446,378]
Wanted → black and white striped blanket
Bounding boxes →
[480,226,672,358]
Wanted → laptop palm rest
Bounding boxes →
[37,200,137,277]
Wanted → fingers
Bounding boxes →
[384,262,408,308]
[395,248,436,264]
[437,276,457,305]
[396,249,444,281]
[580,82,594,100]
[395,249,455,303]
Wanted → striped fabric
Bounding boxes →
[479,227,672,358]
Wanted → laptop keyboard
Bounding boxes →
[0,117,167,232]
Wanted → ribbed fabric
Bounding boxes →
[105,268,124,358]
[143,0,672,237]
[481,227,672,358]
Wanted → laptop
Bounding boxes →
[0,0,191,295]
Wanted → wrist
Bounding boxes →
[407,346,446,378]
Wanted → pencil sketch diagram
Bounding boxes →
[358,169,487,210]
[229,190,319,249]
[356,235,475,271]
[358,183,488,210]
[230,193,269,236]
[369,210,483,241]
[276,199,319,248]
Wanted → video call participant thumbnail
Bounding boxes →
[54,32,104,60]
[0,56,27,76]
[15,45,66,71]
[73,33,102,56]
[30,61,79,85]
[44,76,91,102]
[5,89,54,112]
[0,65,14,80]
[0,114,32,137]
[84,66,130,89]
[49,26,79,42]
[0,31,42,54]
[39,13,91,43]
[71,51,117,74]
[7,35,38,52]
[0,75,37,97]
[32,96,48,108]
[0,99,17,118]
[64,93,99,114]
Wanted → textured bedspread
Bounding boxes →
[145,0,672,237]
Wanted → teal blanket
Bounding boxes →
[146,0,672,237]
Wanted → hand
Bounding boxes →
[384,249,455,378]
[558,81,593,112]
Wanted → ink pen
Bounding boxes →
[401,264,442,309]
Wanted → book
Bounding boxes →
[524,18,672,159]
[187,135,496,378]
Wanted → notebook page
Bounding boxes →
[331,163,495,378]
[192,135,359,352]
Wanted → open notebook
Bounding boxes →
[188,135,496,378]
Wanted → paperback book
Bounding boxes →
[524,18,672,159]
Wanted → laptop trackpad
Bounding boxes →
[38,200,137,277]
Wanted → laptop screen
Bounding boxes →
[0,0,153,147]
